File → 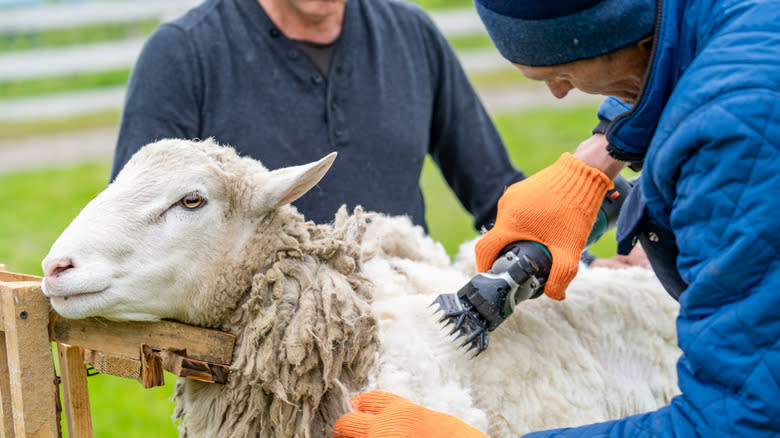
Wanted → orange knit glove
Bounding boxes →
[475,153,613,300]
[332,391,488,438]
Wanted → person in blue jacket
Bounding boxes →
[333,0,780,436]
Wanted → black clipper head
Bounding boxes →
[430,292,491,358]
[432,241,551,358]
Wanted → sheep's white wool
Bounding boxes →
[361,216,679,434]
[41,139,681,438]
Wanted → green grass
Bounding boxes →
[447,33,494,51]
[0,20,159,53]
[0,69,130,99]
[468,68,537,90]
[0,105,623,437]
[84,373,179,438]
[411,0,473,10]
[0,110,121,141]
[0,162,108,275]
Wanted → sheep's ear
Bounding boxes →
[257,152,337,210]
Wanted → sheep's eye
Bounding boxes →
[179,193,206,210]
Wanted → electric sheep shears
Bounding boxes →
[432,174,633,357]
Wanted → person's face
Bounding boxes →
[513,39,653,104]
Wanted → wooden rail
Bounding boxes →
[0,270,236,438]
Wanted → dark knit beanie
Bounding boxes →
[474,0,657,66]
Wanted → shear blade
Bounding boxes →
[430,293,467,316]
[431,293,490,356]
[464,331,489,358]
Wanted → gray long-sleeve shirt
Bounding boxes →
[111,0,524,230]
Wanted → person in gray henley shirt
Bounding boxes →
[110,0,642,268]
[111,0,524,233]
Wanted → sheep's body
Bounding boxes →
[357,214,679,435]
[41,139,681,437]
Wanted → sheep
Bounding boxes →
[41,138,681,438]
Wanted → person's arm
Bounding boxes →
[419,13,525,231]
[110,24,202,181]
[474,134,624,300]
[419,17,641,273]
[422,41,637,270]
[571,134,627,179]
[587,245,651,269]
[572,136,653,271]
[522,91,780,437]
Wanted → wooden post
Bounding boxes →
[57,344,92,438]
[0,331,15,438]
[0,267,10,437]
[0,280,59,438]
[0,273,41,283]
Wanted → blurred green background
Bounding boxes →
[0,0,625,436]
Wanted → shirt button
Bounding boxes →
[287,50,299,60]
[648,232,660,242]
[269,28,281,38]
[311,75,322,85]
[335,129,344,137]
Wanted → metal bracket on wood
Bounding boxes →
[85,366,99,377]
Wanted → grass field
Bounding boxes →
[0,106,625,436]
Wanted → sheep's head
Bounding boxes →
[41,138,336,323]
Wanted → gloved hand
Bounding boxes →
[476,153,613,300]
[332,390,488,438]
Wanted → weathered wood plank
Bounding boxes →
[49,316,235,365]
[0,332,15,438]
[140,345,164,389]
[0,274,43,328]
[0,282,59,438]
[57,344,93,438]
[82,349,141,381]
[159,350,230,384]
[0,272,41,283]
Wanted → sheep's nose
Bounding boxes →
[43,258,75,278]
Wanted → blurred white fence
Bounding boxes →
[0,0,199,32]
[0,1,513,121]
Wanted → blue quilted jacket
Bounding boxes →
[526,0,780,436]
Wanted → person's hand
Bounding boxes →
[475,152,614,300]
[332,390,488,438]
[590,245,651,270]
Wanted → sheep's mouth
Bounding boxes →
[48,288,107,305]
